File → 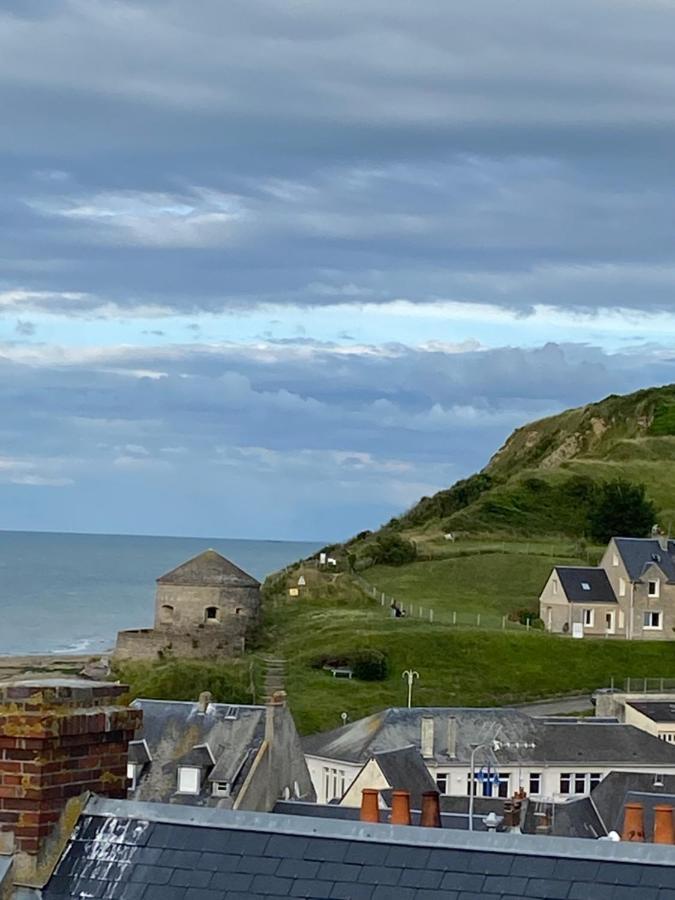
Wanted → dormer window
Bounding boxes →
[177,766,201,795]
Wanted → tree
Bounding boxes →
[587,479,656,544]
[372,533,417,566]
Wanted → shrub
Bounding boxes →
[308,649,390,681]
[372,533,417,566]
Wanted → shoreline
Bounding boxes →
[0,651,108,680]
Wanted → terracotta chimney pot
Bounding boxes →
[420,791,442,828]
[360,789,380,823]
[653,805,675,845]
[390,790,412,825]
[622,802,645,842]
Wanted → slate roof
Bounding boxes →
[302,707,675,767]
[369,746,439,810]
[129,698,266,805]
[614,537,675,583]
[554,566,617,603]
[157,549,260,588]
[43,795,675,900]
[627,700,675,723]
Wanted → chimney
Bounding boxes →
[653,805,675,845]
[390,790,411,825]
[503,797,523,833]
[420,791,441,828]
[420,716,434,760]
[360,789,380,823]
[0,678,141,888]
[447,717,457,759]
[622,802,645,842]
[197,691,212,714]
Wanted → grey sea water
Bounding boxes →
[0,531,320,655]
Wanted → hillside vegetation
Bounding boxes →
[116,384,675,733]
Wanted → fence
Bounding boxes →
[351,573,539,634]
[618,677,675,694]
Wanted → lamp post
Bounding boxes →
[402,670,419,708]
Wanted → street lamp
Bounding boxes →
[468,739,500,831]
[402,670,419,708]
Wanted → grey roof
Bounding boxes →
[302,706,675,766]
[592,771,675,835]
[614,537,675,583]
[555,566,617,603]
[157,548,260,587]
[129,698,266,805]
[369,746,439,809]
[627,700,675,723]
[43,795,675,899]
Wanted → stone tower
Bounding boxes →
[115,549,261,660]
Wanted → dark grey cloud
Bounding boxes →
[1,1,675,314]
[0,339,672,538]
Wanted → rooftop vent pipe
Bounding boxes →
[360,789,380,824]
[390,790,412,826]
[622,802,645,842]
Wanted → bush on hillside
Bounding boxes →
[372,533,417,566]
[309,649,389,681]
[587,479,656,544]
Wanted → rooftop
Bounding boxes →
[156,548,260,588]
[43,795,675,900]
[554,566,617,604]
[303,707,675,766]
[627,700,675,723]
[614,537,675,583]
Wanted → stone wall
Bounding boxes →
[114,627,246,661]
[154,583,259,635]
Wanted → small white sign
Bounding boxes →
[298,576,306,586]
[572,622,584,639]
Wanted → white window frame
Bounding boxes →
[127,762,141,791]
[552,578,558,596]
[582,609,594,628]
[644,610,663,630]
[612,553,619,567]
[619,577,626,598]
[436,773,449,795]
[648,580,660,599]
[177,766,201,795]
[322,766,346,802]
[529,772,542,795]
[618,610,625,630]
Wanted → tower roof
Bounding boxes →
[157,549,260,588]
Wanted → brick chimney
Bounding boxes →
[0,678,141,888]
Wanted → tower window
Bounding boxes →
[205,606,219,623]
[160,604,174,625]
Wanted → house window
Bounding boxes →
[559,773,572,795]
[644,611,662,630]
[322,766,346,802]
[589,773,603,790]
[619,578,626,598]
[612,553,619,567]
[648,580,660,598]
[583,609,594,628]
[159,604,174,624]
[574,773,587,794]
[177,766,201,795]
[204,606,219,623]
[467,771,509,798]
[618,610,625,630]
[436,773,449,794]
[529,773,542,795]
[581,582,591,591]
[552,579,558,596]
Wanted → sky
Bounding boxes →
[2,0,675,541]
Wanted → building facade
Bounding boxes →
[540,536,675,640]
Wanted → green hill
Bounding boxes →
[346,383,675,555]
[116,383,675,733]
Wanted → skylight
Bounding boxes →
[581,582,591,590]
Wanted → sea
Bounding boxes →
[0,531,321,656]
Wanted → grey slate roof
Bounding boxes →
[554,566,617,603]
[370,746,439,810]
[43,795,675,900]
[302,706,675,766]
[614,537,675,583]
[627,700,675,723]
[129,698,266,805]
[157,548,260,587]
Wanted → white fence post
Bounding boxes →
[452,611,457,626]
[502,615,506,630]
[477,613,481,627]
[429,609,434,623]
